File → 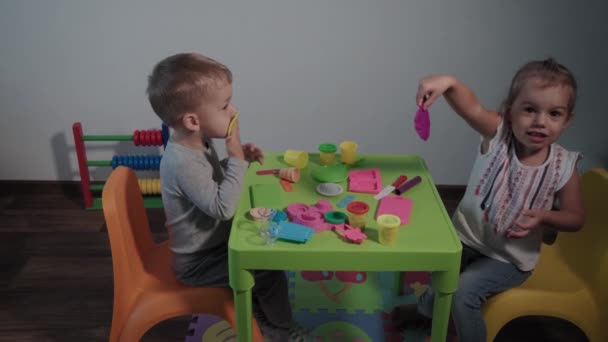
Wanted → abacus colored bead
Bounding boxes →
[156,130,163,145]
[111,155,161,170]
[133,129,164,146]
[144,131,151,146]
[138,178,161,195]
[134,130,141,146]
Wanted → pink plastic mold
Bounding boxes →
[334,223,368,244]
[286,200,334,232]
[348,169,383,194]
[376,195,413,225]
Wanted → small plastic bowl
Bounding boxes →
[316,183,344,197]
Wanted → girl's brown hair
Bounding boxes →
[500,58,577,118]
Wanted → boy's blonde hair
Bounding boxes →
[501,58,578,118]
[147,53,232,127]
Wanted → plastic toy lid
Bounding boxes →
[311,164,348,183]
[346,201,369,215]
[318,143,337,153]
[377,214,401,228]
[324,211,348,224]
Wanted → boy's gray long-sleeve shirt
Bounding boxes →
[160,138,248,255]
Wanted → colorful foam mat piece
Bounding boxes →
[185,271,456,341]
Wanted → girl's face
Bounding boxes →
[508,78,573,158]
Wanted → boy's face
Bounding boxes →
[195,80,238,139]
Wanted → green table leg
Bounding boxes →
[429,269,459,342]
[394,271,404,296]
[430,290,453,342]
[234,287,253,342]
[230,269,255,342]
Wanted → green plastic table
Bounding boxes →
[229,153,462,341]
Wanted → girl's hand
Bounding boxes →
[506,209,546,238]
[416,75,456,110]
[243,143,264,164]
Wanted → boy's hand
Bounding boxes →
[416,75,455,110]
[506,209,546,238]
[243,143,264,164]
[225,119,245,160]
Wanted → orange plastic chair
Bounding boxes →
[102,166,263,342]
[483,168,608,342]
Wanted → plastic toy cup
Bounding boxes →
[284,150,309,169]
[346,201,370,230]
[251,208,275,237]
[263,223,282,246]
[340,141,358,164]
[377,214,401,246]
[318,143,337,166]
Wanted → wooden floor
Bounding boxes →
[0,182,589,342]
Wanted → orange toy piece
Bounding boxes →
[280,178,294,192]
[102,167,263,342]
[483,168,608,342]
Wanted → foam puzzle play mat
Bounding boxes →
[185,271,453,342]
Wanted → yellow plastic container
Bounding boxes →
[283,150,309,169]
[340,141,358,164]
[346,201,370,230]
[378,214,401,246]
[318,143,337,166]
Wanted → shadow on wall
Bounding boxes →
[578,154,608,174]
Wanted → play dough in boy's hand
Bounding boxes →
[226,112,239,137]
[414,106,430,141]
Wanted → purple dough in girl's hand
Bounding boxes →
[414,106,430,141]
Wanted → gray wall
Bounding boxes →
[1,0,606,184]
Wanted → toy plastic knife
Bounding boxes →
[394,175,422,195]
[256,169,280,175]
[374,175,407,200]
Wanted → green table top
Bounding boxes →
[229,152,461,275]
[228,151,461,342]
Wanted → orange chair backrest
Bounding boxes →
[102,166,157,286]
